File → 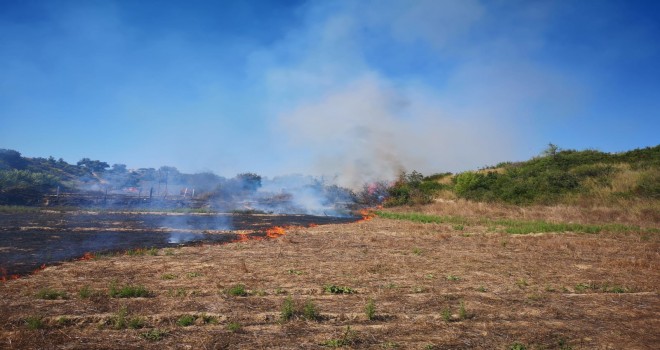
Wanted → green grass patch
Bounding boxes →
[227,321,242,332]
[36,288,67,300]
[109,283,152,298]
[375,211,656,235]
[24,316,45,330]
[227,284,248,296]
[365,299,376,320]
[176,315,195,327]
[323,285,356,294]
[141,328,168,341]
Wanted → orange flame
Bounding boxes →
[358,209,376,221]
[266,226,286,238]
[77,252,95,261]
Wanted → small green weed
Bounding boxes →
[446,275,460,281]
[186,272,203,278]
[164,249,175,256]
[509,342,527,350]
[281,296,295,321]
[322,326,358,347]
[227,321,242,332]
[161,273,177,280]
[453,224,464,231]
[57,316,73,326]
[287,269,304,275]
[303,299,320,320]
[112,306,128,329]
[141,328,168,341]
[78,285,92,298]
[412,286,425,293]
[147,247,158,256]
[458,301,468,320]
[365,299,376,320]
[176,315,195,327]
[516,278,529,288]
[476,286,487,292]
[441,308,451,322]
[199,314,218,324]
[128,317,145,329]
[323,285,356,294]
[227,284,248,296]
[25,316,44,330]
[36,288,67,300]
[412,247,422,255]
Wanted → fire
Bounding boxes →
[1,267,21,282]
[77,252,95,261]
[359,209,376,221]
[266,226,286,238]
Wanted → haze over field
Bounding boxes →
[1,0,659,186]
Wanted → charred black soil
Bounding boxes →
[0,211,357,276]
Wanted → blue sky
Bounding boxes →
[1,0,658,186]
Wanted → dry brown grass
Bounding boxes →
[1,209,659,349]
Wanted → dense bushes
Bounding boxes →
[384,171,446,206]
[453,144,660,205]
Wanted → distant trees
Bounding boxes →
[77,158,109,173]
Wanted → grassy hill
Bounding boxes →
[385,144,659,207]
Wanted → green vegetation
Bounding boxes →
[454,144,659,205]
[303,299,320,321]
[227,321,242,332]
[24,316,45,330]
[111,306,145,330]
[323,285,356,294]
[375,211,658,234]
[365,299,376,320]
[227,284,248,296]
[141,328,168,341]
[508,342,527,350]
[160,273,177,280]
[176,315,195,327]
[280,297,322,321]
[385,171,447,206]
[322,326,358,348]
[36,288,67,300]
[109,283,152,298]
[78,285,93,298]
[280,296,296,321]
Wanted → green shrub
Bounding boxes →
[176,315,195,327]
[280,296,295,321]
[323,285,356,294]
[303,299,320,320]
[227,322,242,332]
[227,284,248,296]
[141,328,168,341]
[36,288,67,300]
[25,316,44,330]
[109,283,151,298]
[365,299,376,320]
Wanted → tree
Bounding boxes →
[77,158,110,172]
[542,143,560,158]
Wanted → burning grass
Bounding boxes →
[0,204,658,349]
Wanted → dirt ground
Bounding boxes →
[0,204,658,349]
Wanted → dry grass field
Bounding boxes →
[1,202,658,349]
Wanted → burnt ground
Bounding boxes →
[0,204,659,349]
[0,211,356,276]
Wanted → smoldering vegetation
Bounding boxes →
[0,149,360,216]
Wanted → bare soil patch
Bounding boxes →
[1,205,658,349]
